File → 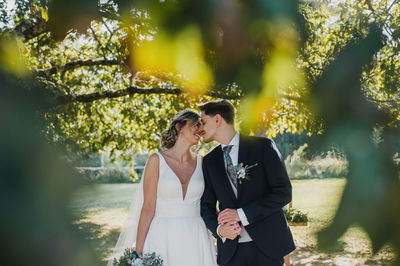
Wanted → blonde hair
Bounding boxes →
[160,109,200,149]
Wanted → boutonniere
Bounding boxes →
[234,163,258,184]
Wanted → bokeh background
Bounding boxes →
[1,0,400,265]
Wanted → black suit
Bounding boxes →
[201,134,295,265]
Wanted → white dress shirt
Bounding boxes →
[217,131,252,243]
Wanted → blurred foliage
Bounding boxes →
[1,0,400,264]
[0,72,100,265]
[307,21,400,257]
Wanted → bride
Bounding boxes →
[108,109,217,266]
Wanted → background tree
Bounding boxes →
[1,0,400,264]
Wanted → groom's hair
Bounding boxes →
[198,100,235,125]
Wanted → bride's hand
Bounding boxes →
[134,248,142,255]
[218,221,241,240]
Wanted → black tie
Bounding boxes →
[223,145,237,189]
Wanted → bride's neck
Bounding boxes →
[165,139,192,162]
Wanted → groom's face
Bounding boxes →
[200,112,218,143]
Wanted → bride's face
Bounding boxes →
[177,118,202,145]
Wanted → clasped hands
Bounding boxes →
[217,208,241,240]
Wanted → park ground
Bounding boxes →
[69,178,396,265]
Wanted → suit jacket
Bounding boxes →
[200,134,296,265]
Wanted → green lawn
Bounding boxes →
[69,184,140,261]
[69,178,395,265]
[289,179,395,265]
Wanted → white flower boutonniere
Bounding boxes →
[234,163,258,184]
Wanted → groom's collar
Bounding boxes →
[221,131,240,148]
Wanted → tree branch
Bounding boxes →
[36,59,121,76]
[51,86,242,107]
[89,25,108,59]
[386,0,399,16]
[50,85,305,107]
[366,97,398,104]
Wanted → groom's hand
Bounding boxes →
[218,221,241,240]
[218,208,240,224]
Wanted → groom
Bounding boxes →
[199,100,295,266]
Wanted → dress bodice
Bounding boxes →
[110,152,216,266]
[154,152,204,218]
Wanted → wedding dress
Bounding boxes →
[108,152,217,266]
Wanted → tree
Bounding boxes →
[1,0,400,263]
[1,0,311,159]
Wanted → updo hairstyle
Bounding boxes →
[160,109,200,149]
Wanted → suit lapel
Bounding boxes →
[214,146,237,203]
[237,134,249,199]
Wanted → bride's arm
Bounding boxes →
[135,153,159,254]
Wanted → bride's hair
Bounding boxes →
[161,109,200,149]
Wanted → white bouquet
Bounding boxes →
[113,248,163,266]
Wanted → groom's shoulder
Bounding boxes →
[242,134,273,146]
[203,145,220,161]
[242,135,279,153]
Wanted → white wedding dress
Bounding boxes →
[141,152,217,266]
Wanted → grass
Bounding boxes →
[69,184,140,261]
[69,178,396,265]
[289,178,395,265]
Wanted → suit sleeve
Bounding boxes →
[242,138,292,225]
[200,159,219,238]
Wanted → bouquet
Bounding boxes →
[113,248,163,266]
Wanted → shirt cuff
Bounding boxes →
[237,208,249,226]
[216,224,226,243]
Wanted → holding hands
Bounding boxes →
[217,209,241,240]
[218,208,240,224]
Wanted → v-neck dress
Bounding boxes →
[142,152,217,266]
